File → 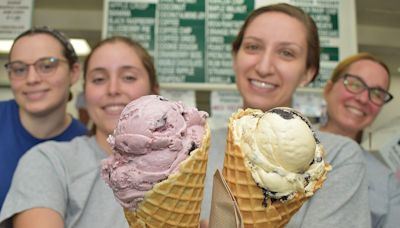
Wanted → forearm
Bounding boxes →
[13,208,64,228]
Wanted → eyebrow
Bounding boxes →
[242,36,303,49]
[89,65,142,73]
[346,73,388,90]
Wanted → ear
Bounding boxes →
[299,67,316,87]
[69,62,81,85]
[323,80,334,99]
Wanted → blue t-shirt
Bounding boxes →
[0,100,87,211]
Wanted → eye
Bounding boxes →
[279,49,295,59]
[89,73,107,85]
[370,89,385,100]
[348,80,363,91]
[122,73,137,82]
[12,65,28,75]
[37,59,58,73]
[243,42,262,53]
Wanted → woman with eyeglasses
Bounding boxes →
[320,52,400,227]
[0,36,159,227]
[0,27,87,211]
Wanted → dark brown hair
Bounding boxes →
[10,26,78,68]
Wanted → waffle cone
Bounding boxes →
[124,123,210,228]
[222,109,329,228]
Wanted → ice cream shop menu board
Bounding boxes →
[103,0,356,88]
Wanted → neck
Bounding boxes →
[19,108,72,139]
[320,121,359,142]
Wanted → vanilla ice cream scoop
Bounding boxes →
[255,108,316,173]
[234,107,327,200]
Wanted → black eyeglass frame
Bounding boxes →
[4,57,68,79]
[342,73,393,105]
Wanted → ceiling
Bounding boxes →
[33,0,400,75]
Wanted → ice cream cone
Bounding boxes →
[222,109,330,228]
[123,123,210,228]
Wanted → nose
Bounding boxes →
[355,89,369,104]
[255,50,274,78]
[107,76,120,96]
[25,65,42,84]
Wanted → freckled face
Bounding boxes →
[324,59,389,133]
[234,12,315,111]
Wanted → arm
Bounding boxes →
[0,143,68,227]
[13,208,63,228]
[384,173,400,227]
[296,135,371,228]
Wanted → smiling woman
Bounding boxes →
[320,52,400,228]
[0,36,159,228]
[82,36,159,154]
[0,26,87,212]
[202,4,371,228]
[321,52,392,142]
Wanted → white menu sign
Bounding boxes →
[0,0,33,39]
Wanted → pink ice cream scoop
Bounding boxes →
[101,95,208,210]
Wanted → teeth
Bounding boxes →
[250,79,274,89]
[346,106,364,117]
[104,105,125,113]
[25,91,46,100]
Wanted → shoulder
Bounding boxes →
[363,150,394,189]
[16,136,101,185]
[69,117,87,132]
[22,136,93,164]
[55,117,87,140]
[0,99,16,106]
[316,131,364,166]
[364,151,391,174]
[0,99,17,113]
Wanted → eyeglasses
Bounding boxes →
[342,73,393,105]
[4,57,68,80]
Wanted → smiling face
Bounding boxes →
[9,33,79,117]
[233,12,315,111]
[324,59,390,137]
[84,41,154,147]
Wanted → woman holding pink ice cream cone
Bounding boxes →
[0,36,159,228]
[202,3,371,228]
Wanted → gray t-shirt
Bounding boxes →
[0,136,128,228]
[202,129,371,228]
[364,149,400,228]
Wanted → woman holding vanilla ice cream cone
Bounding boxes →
[202,3,370,227]
[0,36,159,228]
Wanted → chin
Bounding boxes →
[245,101,271,112]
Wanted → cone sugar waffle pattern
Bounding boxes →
[222,109,330,228]
[124,123,210,228]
